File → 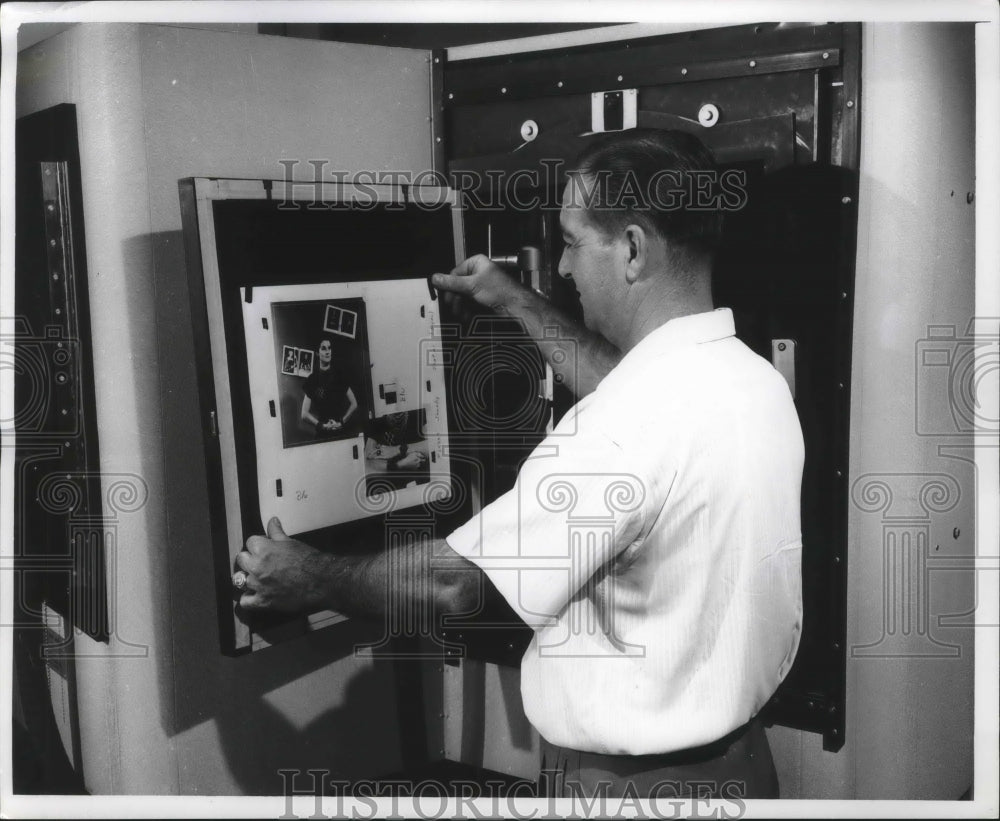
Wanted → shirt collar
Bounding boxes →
[622,307,735,362]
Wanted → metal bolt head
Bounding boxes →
[557,81,564,88]
[841,196,852,204]
[501,87,507,94]
[617,74,623,82]
[749,60,757,68]
[447,92,453,100]
[823,52,830,59]
[681,67,688,75]
[846,100,854,108]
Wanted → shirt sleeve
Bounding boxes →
[446,424,650,628]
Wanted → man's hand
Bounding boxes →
[432,255,526,315]
[236,517,333,613]
[321,419,341,431]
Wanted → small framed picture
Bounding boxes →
[281,345,298,375]
[324,303,359,339]
[296,349,314,377]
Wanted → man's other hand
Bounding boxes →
[432,254,524,314]
[236,517,332,613]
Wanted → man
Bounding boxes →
[300,335,358,438]
[236,130,803,798]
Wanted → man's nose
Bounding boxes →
[557,252,572,279]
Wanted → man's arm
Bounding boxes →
[433,255,622,399]
[236,517,481,619]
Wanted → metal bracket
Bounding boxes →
[591,88,637,133]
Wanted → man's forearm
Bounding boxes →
[309,539,479,620]
[499,285,622,398]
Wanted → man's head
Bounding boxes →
[557,129,723,346]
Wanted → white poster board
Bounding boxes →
[240,279,451,536]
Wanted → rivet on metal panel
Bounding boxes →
[841,196,852,204]
[55,308,61,315]
[846,100,854,108]
[834,556,841,564]
[681,67,688,75]
[823,52,830,59]
[448,92,453,100]
[501,87,507,94]
[967,192,974,204]
[836,470,843,478]
[52,273,59,280]
[49,239,57,247]
[557,81,564,88]
[434,57,440,63]
[47,203,54,212]
[436,137,442,143]
[698,104,720,128]
[617,75,623,82]
[841,291,848,299]
[749,60,757,68]
[838,383,844,390]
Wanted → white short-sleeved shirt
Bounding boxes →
[446,308,804,755]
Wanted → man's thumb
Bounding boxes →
[267,516,290,541]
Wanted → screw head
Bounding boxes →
[749,60,757,68]
[846,100,854,108]
[501,87,507,94]
[558,81,564,88]
[681,67,688,75]
[842,196,852,204]
[823,52,830,59]
[617,75,623,82]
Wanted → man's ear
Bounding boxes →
[622,224,648,284]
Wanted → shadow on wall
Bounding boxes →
[214,660,404,795]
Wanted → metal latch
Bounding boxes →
[771,339,797,399]
[591,89,637,133]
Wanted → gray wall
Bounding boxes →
[18,22,438,795]
[766,22,976,799]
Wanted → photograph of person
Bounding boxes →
[363,408,431,494]
[271,297,371,448]
[296,349,313,378]
[281,345,297,376]
[301,335,359,439]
